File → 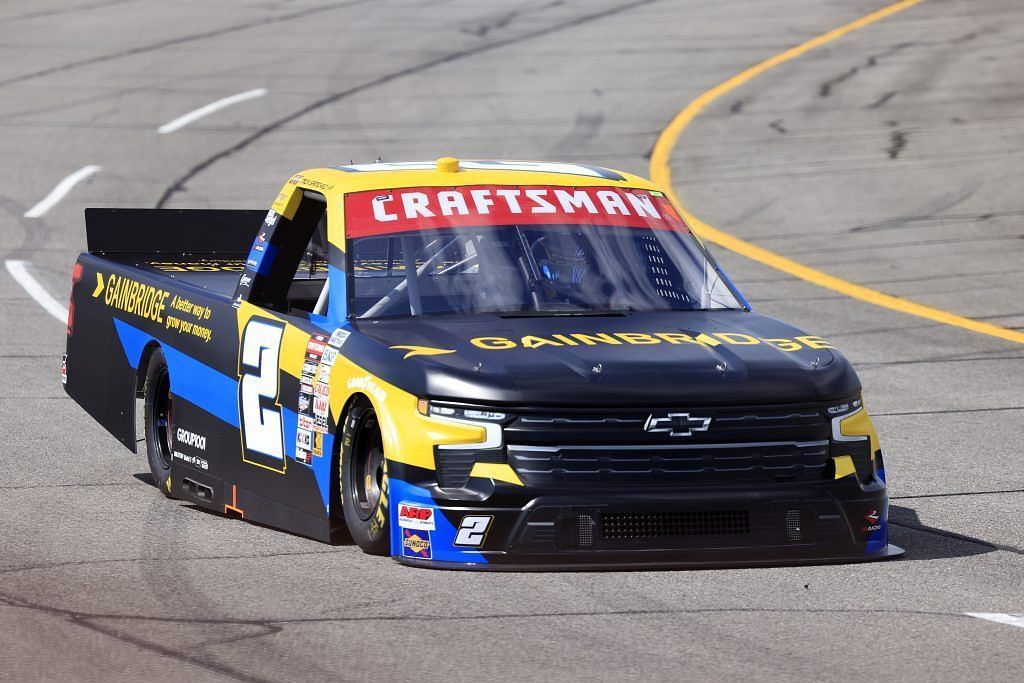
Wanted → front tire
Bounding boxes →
[340,400,389,555]
[143,348,174,498]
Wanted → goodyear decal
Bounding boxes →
[466,331,835,352]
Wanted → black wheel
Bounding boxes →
[143,348,174,498]
[340,400,389,554]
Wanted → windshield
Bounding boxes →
[345,185,743,318]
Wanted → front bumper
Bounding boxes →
[387,468,903,570]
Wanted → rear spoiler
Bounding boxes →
[85,208,265,256]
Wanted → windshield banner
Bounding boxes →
[344,185,687,238]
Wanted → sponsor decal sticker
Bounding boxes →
[296,429,312,452]
[390,345,455,359]
[307,338,327,357]
[398,503,436,531]
[149,259,246,273]
[346,376,387,403]
[296,447,311,465]
[165,295,214,343]
[61,353,67,385]
[298,392,311,413]
[312,431,323,456]
[312,396,329,419]
[313,415,328,434]
[862,509,882,532]
[175,427,207,451]
[173,451,209,470]
[328,328,350,347]
[345,185,683,237]
[93,272,169,323]
[454,515,493,547]
[316,364,331,384]
[466,331,835,352]
[402,529,431,559]
[321,346,338,366]
[297,414,314,431]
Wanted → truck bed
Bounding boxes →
[103,254,246,298]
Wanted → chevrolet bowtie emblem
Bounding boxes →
[644,412,712,437]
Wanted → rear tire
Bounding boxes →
[340,400,389,555]
[143,348,174,498]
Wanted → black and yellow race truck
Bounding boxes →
[63,158,901,569]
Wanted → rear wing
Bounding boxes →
[85,208,265,256]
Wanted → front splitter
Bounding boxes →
[393,543,905,572]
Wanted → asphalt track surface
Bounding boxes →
[1,0,1022,680]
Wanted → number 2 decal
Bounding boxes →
[454,515,493,547]
[239,318,286,472]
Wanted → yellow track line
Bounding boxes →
[650,0,1024,346]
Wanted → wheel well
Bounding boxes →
[130,342,162,453]
[135,341,162,398]
[329,392,371,519]
[338,393,370,433]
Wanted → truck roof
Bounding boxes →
[283,158,662,198]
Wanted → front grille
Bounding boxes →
[602,510,750,539]
[509,440,830,486]
[503,403,833,487]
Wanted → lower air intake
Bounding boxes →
[601,510,750,539]
[576,514,595,547]
[785,509,802,541]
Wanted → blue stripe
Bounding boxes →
[114,317,333,510]
[113,318,239,427]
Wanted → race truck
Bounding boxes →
[63,158,902,569]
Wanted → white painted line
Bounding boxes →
[157,88,268,134]
[5,260,69,324]
[23,165,101,218]
[965,612,1024,630]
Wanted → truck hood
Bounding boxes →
[347,310,860,406]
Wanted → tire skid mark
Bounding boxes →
[0,0,139,24]
[154,0,661,208]
[887,129,908,158]
[649,1,1024,346]
[868,90,897,108]
[0,549,347,576]
[0,0,373,89]
[819,42,914,97]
